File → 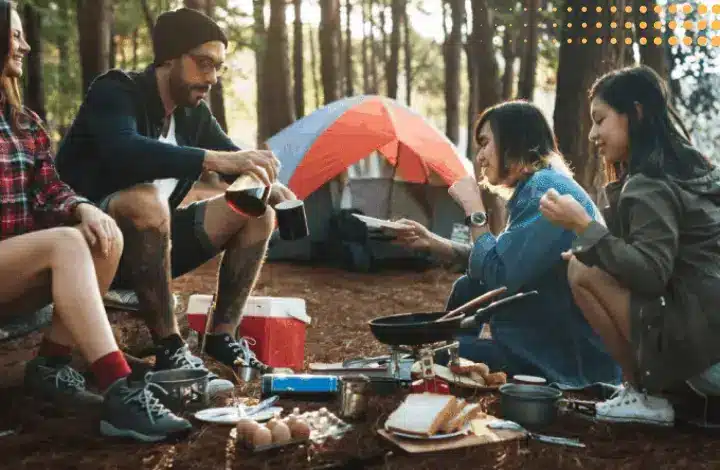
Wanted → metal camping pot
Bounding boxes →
[338,374,371,420]
[498,383,564,429]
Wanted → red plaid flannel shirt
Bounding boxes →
[0,106,89,240]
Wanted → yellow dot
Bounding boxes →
[625,6,632,13]
[713,20,720,30]
[639,37,648,45]
[713,5,720,14]
[712,36,720,46]
[611,6,618,13]
[654,5,662,14]
[654,37,662,45]
[698,20,708,30]
[567,6,573,12]
[669,4,677,14]
[582,22,588,28]
[553,23,558,28]
[625,21,633,29]
[684,20,693,30]
[625,37,633,45]
[683,4,692,14]
[669,20,678,29]
[683,36,692,46]
[698,36,708,46]
[611,21,618,29]
[597,38,604,44]
[596,22,602,28]
[640,21,647,29]
[581,38,588,44]
[639,5,647,14]
[567,22,573,28]
[567,38,573,44]
[552,7,557,12]
[581,6,587,12]
[610,37,618,44]
[698,5,708,14]
[654,21,662,30]
[669,36,679,46]
[596,6,602,13]
[553,39,559,45]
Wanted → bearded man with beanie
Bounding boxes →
[56,8,297,395]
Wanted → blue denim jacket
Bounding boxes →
[467,168,622,387]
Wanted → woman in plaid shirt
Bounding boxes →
[0,1,191,442]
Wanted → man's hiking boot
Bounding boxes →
[154,341,235,396]
[24,356,103,407]
[100,373,192,442]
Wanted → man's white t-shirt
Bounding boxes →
[154,115,180,200]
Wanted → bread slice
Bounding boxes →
[385,393,458,437]
[445,403,485,432]
[439,398,467,433]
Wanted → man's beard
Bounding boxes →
[169,72,210,107]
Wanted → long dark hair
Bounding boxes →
[473,100,572,182]
[0,0,29,133]
[589,65,712,182]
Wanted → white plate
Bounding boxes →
[352,214,406,230]
[194,406,283,425]
[387,424,471,440]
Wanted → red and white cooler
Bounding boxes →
[186,295,311,372]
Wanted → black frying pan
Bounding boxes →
[368,290,539,346]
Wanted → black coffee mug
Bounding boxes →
[275,200,309,241]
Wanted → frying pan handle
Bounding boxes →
[438,286,508,321]
[459,290,539,330]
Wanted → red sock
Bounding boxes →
[91,351,132,391]
[38,338,73,359]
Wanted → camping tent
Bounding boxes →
[264,95,470,270]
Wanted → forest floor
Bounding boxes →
[0,186,719,470]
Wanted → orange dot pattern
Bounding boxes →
[549,2,720,47]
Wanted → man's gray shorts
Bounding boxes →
[98,191,222,289]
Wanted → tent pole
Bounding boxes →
[387,149,399,220]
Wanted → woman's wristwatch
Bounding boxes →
[464,211,488,227]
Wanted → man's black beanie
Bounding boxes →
[152,8,228,65]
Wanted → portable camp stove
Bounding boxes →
[309,341,460,394]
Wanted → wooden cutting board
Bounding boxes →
[377,415,525,454]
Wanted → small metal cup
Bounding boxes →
[238,366,260,382]
[338,374,371,420]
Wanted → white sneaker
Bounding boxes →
[596,383,674,426]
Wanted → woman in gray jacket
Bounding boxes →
[540,65,720,427]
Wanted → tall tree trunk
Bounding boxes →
[553,0,629,199]
[403,5,411,105]
[379,0,388,79]
[369,0,378,93]
[443,0,463,145]
[132,28,139,69]
[293,0,305,118]
[501,26,516,100]
[387,0,402,98]
[337,2,345,96]
[309,23,321,108]
[253,0,267,144]
[206,0,228,132]
[517,0,538,100]
[23,3,45,120]
[634,0,667,80]
[470,0,504,235]
[361,0,370,93]
[76,0,112,93]
[344,0,354,96]
[263,0,295,138]
[319,0,340,104]
[119,36,127,69]
[108,4,116,69]
[139,0,155,32]
[465,13,477,159]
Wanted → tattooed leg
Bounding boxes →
[108,185,178,338]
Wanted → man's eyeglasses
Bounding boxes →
[187,54,227,75]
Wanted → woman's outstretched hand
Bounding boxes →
[539,188,592,234]
[388,218,434,251]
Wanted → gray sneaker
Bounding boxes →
[100,374,192,442]
[154,344,235,397]
[24,356,103,406]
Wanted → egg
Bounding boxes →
[289,420,311,440]
[318,407,328,416]
[271,422,292,444]
[286,415,298,427]
[251,426,273,448]
[235,418,259,441]
[266,418,281,431]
